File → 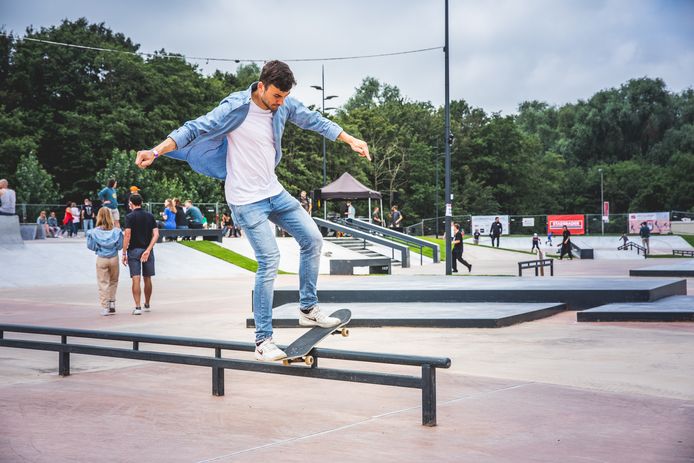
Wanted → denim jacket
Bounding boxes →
[165,82,343,180]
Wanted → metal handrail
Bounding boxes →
[0,324,450,426]
[346,218,440,264]
[314,217,411,268]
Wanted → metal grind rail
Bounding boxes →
[0,324,451,426]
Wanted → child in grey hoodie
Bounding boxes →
[87,207,124,316]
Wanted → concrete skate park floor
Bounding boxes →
[1,248,694,461]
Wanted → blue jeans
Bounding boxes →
[230,189,322,342]
[83,219,94,233]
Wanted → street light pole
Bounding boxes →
[444,0,452,275]
[599,168,604,235]
[321,65,327,187]
[311,65,338,188]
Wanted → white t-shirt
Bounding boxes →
[225,100,284,205]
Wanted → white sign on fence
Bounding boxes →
[522,218,535,227]
[471,215,510,235]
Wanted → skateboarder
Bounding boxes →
[134,60,370,361]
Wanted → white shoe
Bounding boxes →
[299,305,340,328]
[132,307,142,315]
[101,308,111,316]
[254,338,286,361]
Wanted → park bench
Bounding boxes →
[329,257,392,275]
[518,258,554,276]
[672,249,694,257]
[157,228,224,243]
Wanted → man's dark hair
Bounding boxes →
[129,194,143,206]
[107,179,116,188]
[259,60,296,92]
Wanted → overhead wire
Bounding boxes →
[4,35,442,64]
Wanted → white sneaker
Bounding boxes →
[132,307,142,315]
[254,338,286,361]
[144,303,150,312]
[299,305,340,328]
[101,308,111,316]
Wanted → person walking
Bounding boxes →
[87,207,123,316]
[546,230,553,246]
[0,179,16,216]
[531,233,541,253]
[134,60,370,361]
[451,222,472,273]
[98,179,120,228]
[473,229,480,245]
[81,198,95,234]
[559,225,573,260]
[639,222,651,254]
[490,217,503,248]
[121,194,159,315]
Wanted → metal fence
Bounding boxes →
[405,212,679,237]
[16,202,227,228]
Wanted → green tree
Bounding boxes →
[14,151,60,203]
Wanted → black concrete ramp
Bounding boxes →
[630,260,694,277]
[249,301,567,328]
[577,296,694,322]
[271,276,686,310]
[0,215,23,246]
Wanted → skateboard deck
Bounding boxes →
[281,309,351,366]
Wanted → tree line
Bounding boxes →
[1,19,692,224]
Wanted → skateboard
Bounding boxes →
[281,309,351,366]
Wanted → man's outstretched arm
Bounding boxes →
[337,131,371,161]
[135,138,177,169]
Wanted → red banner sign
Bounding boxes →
[548,214,585,235]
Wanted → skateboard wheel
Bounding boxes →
[282,359,290,366]
[304,356,315,366]
[341,328,349,337]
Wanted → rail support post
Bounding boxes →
[59,335,70,377]
[212,347,224,396]
[421,364,437,426]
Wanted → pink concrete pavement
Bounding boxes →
[1,255,693,462]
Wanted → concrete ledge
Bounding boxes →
[0,215,23,246]
[249,302,567,328]
[578,296,694,322]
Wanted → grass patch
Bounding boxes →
[179,241,292,274]
[678,234,694,247]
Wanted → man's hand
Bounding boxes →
[136,150,156,169]
[141,249,151,263]
[122,252,128,266]
[338,132,371,161]
[136,138,177,169]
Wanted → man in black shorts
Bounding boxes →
[122,194,159,315]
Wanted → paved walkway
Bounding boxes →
[0,240,693,462]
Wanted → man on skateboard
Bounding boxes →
[135,60,370,361]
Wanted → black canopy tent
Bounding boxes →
[319,172,383,223]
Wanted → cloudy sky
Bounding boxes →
[2,0,693,114]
